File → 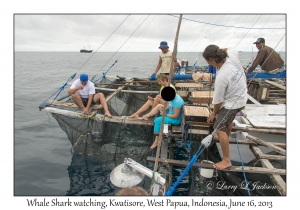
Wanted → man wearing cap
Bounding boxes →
[152,41,179,78]
[68,73,112,117]
[245,38,284,74]
[128,73,176,118]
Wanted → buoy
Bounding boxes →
[199,160,215,178]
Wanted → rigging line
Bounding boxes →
[185,15,224,61]
[210,15,233,44]
[118,15,156,58]
[235,15,263,48]
[76,15,130,75]
[169,14,285,30]
[180,15,215,59]
[239,15,272,54]
[216,15,242,47]
[91,15,150,80]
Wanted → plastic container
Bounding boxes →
[199,160,215,178]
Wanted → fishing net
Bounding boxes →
[47,77,162,195]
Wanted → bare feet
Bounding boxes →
[105,112,112,118]
[150,141,158,149]
[138,116,149,121]
[128,114,139,118]
[213,160,232,170]
[213,136,219,141]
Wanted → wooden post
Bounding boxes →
[153,14,183,173]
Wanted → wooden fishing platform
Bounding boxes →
[43,76,286,196]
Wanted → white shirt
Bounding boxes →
[212,48,247,109]
[70,79,95,98]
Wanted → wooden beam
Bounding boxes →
[228,139,286,149]
[260,159,286,195]
[43,107,153,126]
[246,135,286,155]
[232,126,286,135]
[265,80,286,90]
[175,82,204,88]
[250,145,286,195]
[249,145,286,160]
[146,157,286,175]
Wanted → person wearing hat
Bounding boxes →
[245,38,284,74]
[128,73,176,118]
[152,41,179,78]
[68,73,112,117]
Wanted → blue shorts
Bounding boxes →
[154,116,181,132]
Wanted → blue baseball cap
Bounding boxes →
[80,73,88,82]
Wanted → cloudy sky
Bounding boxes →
[14,14,286,52]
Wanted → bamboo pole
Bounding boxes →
[153,14,183,172]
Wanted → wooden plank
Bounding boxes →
[246,135,286,155]
[184,105,210,122]
[228,139,286,149]
[168,138,176,172]
[160,138,168,159]
[46,100,102,110]
[175,82,204,88]
[43,107,154,126]
[188,129,210,135]
[265,80,286,90]
[249,145,286,160]
[153,132,182,138]
[146,157,286,175]
[232,126,286,135]
[249,146,286,195]
[260,159,286,195]
[172,125,182,133]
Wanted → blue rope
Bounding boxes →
[164,144,206,196]
[169,15,285,30]
[39,73,76,108]
[92,60,118,82]
[230,134,251,196]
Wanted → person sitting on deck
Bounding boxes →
[244,38,284,75]
[68,73,112,117]
[203,45,247,171]
[138,91,184,149]
[128,73,176,118]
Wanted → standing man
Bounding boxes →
[68,73,112,117]
[245,38,284,74]
[203,45,247,170]
[152,41,178,79]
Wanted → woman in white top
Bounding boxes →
[203,45,247,170]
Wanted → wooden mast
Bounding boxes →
[153,14,183,172]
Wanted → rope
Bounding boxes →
[40,16,130,107]
[39,73,76,108]
[230,134,251,196]
[169,14,285,30]
[91,15,150,81]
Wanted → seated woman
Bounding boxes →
[138,93,184,149]
[128,73,175,118]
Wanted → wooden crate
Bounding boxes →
[177,90,189,101]
[183,105,210,122]
[190,91,214,104]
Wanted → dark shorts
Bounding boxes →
[214,107,244,132]
[81,95,96,107]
